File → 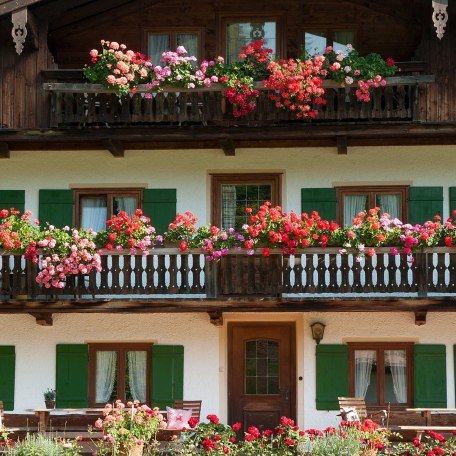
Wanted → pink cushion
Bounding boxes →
[166,406,192,430]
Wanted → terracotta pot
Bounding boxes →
[44,400,55,409]
[118,443,143,456]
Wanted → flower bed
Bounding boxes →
[83,39,396,118]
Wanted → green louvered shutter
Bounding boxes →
[151,345,183,409]
[143,189,177,235]
[316,344,348,410]
[56,344,88,408]
[39,190,73,228]
[408,187,443,225]
[301,188,337,221]
[0,346,15,411]
[414,344,446,407]
[449,188,456,216]
[0,190,25,213]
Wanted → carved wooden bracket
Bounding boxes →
[102,139,125,158]
[432,0,448,39]
[208,311,223,326]
[0,142,10,159]
[336,135,348,155]
[414,310,427,326]
[29,312,53,326]
[218,136,235,156]
[11,8,28,55]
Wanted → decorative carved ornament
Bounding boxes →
[432,0,448,39]
[11,7,28,55]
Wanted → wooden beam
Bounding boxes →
[102,139,124,158]
[337,135,348,155]
[218,136,235,156]
[0,142,10,158]
[0,0,42,16]
[414,310,427,326]
[29,312,53,326]
[208,310,223,326]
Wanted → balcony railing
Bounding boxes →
[43,76,434,128]
[0,247,455,301]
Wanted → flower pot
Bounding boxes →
[45,400,55,409]
[164,241,181,249]
[118,443,143,456]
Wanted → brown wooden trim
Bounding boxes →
[348,342,414,408]
[88,343,152,407]
[335,185,409,225]
[217,12,286,60]
[74,188,143,228]
[210,173,282,226]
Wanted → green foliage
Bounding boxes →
[6,434,81,456]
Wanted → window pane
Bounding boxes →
[126,351,147,403]
[245,340,279,395]
[376,194,401,219]
[148,34,171,66]
[113,196,137,217]
[81,197,107,233]
[354,350,377,403]
[334,30,355,51]
[226,21,276,63]
[305,32,327,55]
[96,351,117,404]
[384,350,407,404]
[177,33,199,59]
[343,195,368,226]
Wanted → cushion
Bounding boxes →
[340,406,360,422]
[166,406,193,430]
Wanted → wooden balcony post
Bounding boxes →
[205,259,219,298]
[415,252,428,297]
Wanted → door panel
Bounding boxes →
[228,323,296,431]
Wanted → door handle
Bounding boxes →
[282,386,290,401]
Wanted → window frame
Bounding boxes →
[217,13,286,61]
[210,173,282,226]
[88,343,152,407]
[336,185,409,226]
[143,27,204,61]
[74,188,143,229]
[348,342,414,408]
[303,27,358,55]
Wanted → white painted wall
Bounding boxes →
[0,313,219,418]
[1,145,456,223]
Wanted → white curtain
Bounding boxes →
[177,33,198,59]
[385,350,407,403]
[221,185,237,230]
[96,351,117,404]
[378,194,401,219]
[148,34,170,65]
[343,195,367,226]
[81,197,107,232]
[115,196,137,216]
[355,350,376,399]
[127,351,147,403]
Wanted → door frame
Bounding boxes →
[227,321,297,425]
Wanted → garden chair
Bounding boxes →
[173,400,202,420]
[338,397,388,427]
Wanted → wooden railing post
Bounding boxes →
[205,259,219,298]
[415,252,428,297]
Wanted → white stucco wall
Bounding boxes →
[0,145,455,222]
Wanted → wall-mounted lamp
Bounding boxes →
[310,322,326,344]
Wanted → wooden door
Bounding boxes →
[228,323,296,431]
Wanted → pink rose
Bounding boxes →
[109,41,120,50]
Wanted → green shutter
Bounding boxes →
[408,187,443,225]
[0,346,15,411]
[151,345,183,409]
[449,188,456,216]
[143,189,177,235]
[39,190,73,228]
[56,344,88,408]
[414,344,446,407]
[301,188,337,221]
[316,344,348,410]
[0,190,25,213]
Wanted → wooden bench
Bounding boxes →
[398,425,456,440]
[338,397,388,426]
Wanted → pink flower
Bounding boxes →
[106,75,116,84]
[109,41,120,50]
[89,49,98,58]
[176,45,187,55]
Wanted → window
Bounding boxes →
[211,174,281,231]
[74,189,142,233]
[336,186,408,226]
[304,29,356,55]
[147,29,202,65]
[220,15,282,63]
[349,343,413,407]
[89,344,151,406]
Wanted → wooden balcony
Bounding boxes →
[43,75,434,128]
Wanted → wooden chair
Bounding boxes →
[173,400,202,420]
[338,397,388,426]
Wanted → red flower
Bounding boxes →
[207,414,219,424]
[386,57,395,66]
[232,422,242,432]
[188,417,199,428]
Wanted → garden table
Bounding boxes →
[406,408,456,426]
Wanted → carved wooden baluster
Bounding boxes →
[293,255,304,293]
[434,252,447,292]
[1,255,11,298]
[305,254,316,293]
[120,255,132,293]
[386,254,398,293]
[363,256,374,293]
[189,92,200,122]
[396,85,407,118]
[316,254,327,293]
[133,255,144,294]
[110,255,121,294]
[168,254,178,293]
[98,256,109,294]
[177,92,187,122]
[156,255,167,293]
[119,95,132,123]
[399,255,412,292]
[375,254,387,293]
[130,93,142,123]
[88,269,97,298]
[74,93,85,124]
[179,254,189,293]
[282,254,292,293]
[145,254,155,293]
[448,252,456,293]
[324,89,335,120]
[384,86,394,119]
[11,255,23,297]
[338,254,350,293]
[86,93,97,124]
[144,94,154,122]
[169,92,179,122]
[351,254,364,293]
[62,92,75,124]
[52,92,62,127]
[213,91,224,122]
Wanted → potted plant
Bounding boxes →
[43,388,56,409]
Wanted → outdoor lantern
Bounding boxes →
[310,322,326,344]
